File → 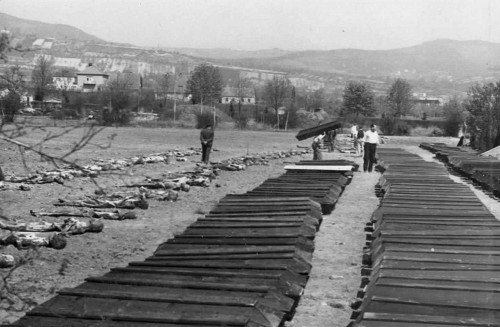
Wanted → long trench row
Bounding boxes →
[420,142,500,196]
[349,147,500,327]
[6,160,356,327]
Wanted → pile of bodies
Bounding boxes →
[0,149,311,268]
[1,149,310,188]
[1,150,200,186]
[0,217,105,267]
[0,207,142,268]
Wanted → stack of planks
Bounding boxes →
[420,142,500,196]
[349,147,500,327]
[295,121,342,141]
[284,159,359,173]
[8,161,353,327]
[255,160,356,214]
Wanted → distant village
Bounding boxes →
[0,31,455,114]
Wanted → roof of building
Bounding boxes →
[77,66,108,76]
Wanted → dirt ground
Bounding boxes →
[0,124,483,326]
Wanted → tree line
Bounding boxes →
[0,39,499,151]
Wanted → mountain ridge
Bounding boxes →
[3,11,500,96]
[0,12,103,42]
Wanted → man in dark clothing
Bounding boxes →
[200,125,214,163]
[324,129,337,152]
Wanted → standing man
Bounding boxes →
[200,124,214,164]
[312,133,325,160]
[355,127,365,156]
[350,123,358,151]
[324,129,337,152]
[350,123,358,139]
[363,124,380,172]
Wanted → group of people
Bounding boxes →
[351,123,381,172]
[356,124,380,173]
[311,129,337,160]
[200,122,379,173]
[312,123,380,172]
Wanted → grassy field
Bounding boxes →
[1,120,310,176]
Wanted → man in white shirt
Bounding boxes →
[362,124,380,172]
[350,123,358,138]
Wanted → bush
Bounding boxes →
[379,116,411,135]
[443,113,462,136]
[52,109,80,120]
[379,115,397,135]
[100,109,131,126]
[394,120,410,135]
[1,92,22,123]
[410,126,443,137]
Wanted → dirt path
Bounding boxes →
[286,153,381,327]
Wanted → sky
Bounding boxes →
[0,0,499,51]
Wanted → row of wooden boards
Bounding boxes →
[8,161,353,327]
[420,142,500,196]
[350,148,500,327]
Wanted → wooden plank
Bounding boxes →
[284,165,354,171]
[165,235,315,247]
[148,253,295,261]
[295,120,342,140]
[11,316,229,327]
[111,267,284,279]
[181,226,315,238]
[361,296,500,319]
[189,222,304,228]
[355,312,499,327]
[59,285,262,307]
[127,258,311,274]
[374,259,500,271]
[373,268,500,282]
[28,295,273,326]
[154,245,297,256]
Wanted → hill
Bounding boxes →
[220,39,500,81]
[3,11,500,96]
[0,12,103,42]
[165,47,291,60]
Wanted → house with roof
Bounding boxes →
[221,86,255,105]
[76,64,109,92]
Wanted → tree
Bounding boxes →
[233,76,252,128]
[285,85,299,130]
[263,76,291,128]
[151,72,170,109]
[341,81,375,117]
[309,88,326,110]
[102,73,135,125]
[387,78,413,118]
[0,32,9,61]
[185,63,222,106]
[442,98,464,136]
[0,66,25,123]
[464,82,500,150]
[31,55,55,105]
